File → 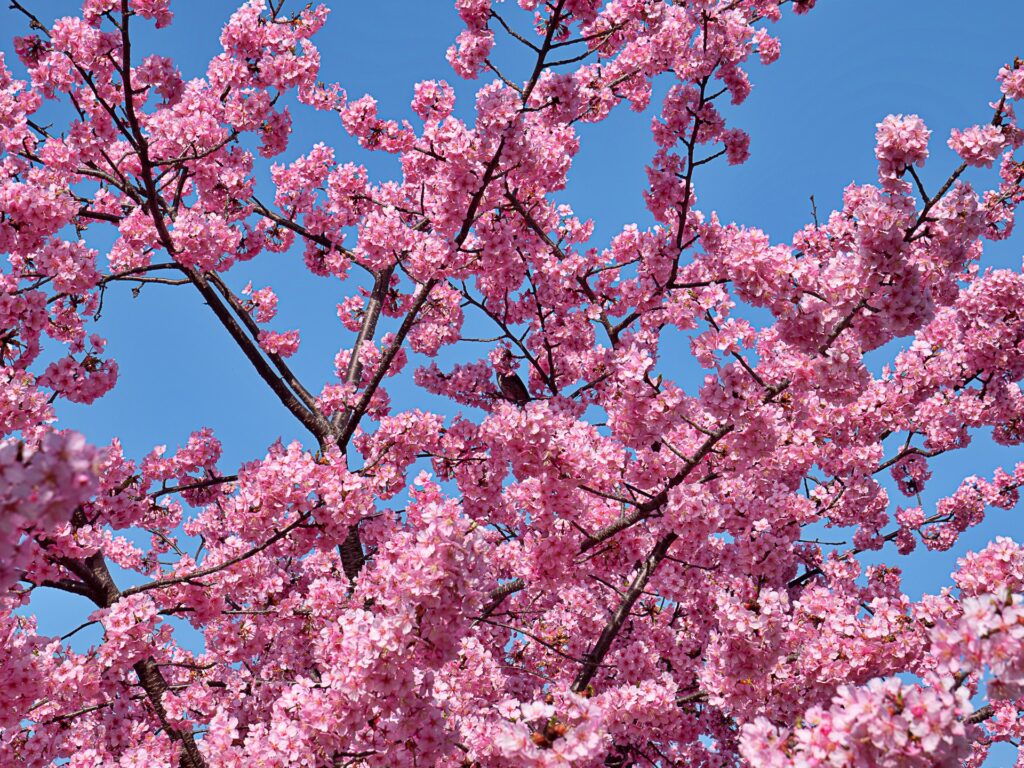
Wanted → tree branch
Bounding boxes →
[572,533,677,693]
[121,510,312,597]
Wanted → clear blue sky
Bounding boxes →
[5,1,1024,758]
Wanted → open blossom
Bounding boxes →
[999,63,1024,100]
[96,593,162,668]
[37,355,118,404]
[446,28,494,79]
[242,284,279,323]
[933,593,1024,700]
[949,124,1005,167]
[724,127,751,165]
[741,679,971,767]
[875,113,930,179]
[411,79,456,123]
[259,107,292,158]
[131,0,173,28]
[0,431,98,588]
[0,431,97,531]
[171,210,241,271]
[258,329,300,357]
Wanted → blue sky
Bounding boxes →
[4,0,1024,758]
[19,0,1020,487]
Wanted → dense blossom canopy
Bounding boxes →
[1,0,1024,766]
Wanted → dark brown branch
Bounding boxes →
[965,704,994,725]
[479,578,526,619]
[121,511,312,597]
[206,272,324,418]
[571,533,677,693]
[478,617,591,665]
[817,298,868,356]
[504,190,621,347]
[338,525,366,589]
[184,267,330,444]
[133,657,204,768]
[335,266,395,581]
[337,136,511,450]
[33,577,94,599]
[250,197,360,268]
[490,10,540,52]
[334,266,395,433]
[336,277,439,449]
[789,511,950,589]
[87,0,328,449]
[905,96,1007,241]
[580,424,733,551]
[150,475,238,500]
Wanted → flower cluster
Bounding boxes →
[875,113,930,183]
[1,1,1024,766]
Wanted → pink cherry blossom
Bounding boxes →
[949,123,1006,168]
[875,113,931,182]
[0,2,1023,766]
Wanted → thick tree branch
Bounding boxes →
[479,577,526,620]
[334,265,396,433]
[183,268,331,444]
[572,533,678,693]
[580,425,733,551]
[206,273,324,417]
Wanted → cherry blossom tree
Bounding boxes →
[2,0,1024,765]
